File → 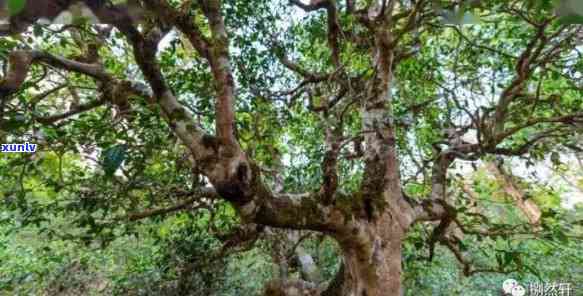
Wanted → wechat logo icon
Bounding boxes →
[503,279,526,296]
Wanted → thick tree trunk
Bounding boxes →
[265,213,407,296]
[318,17,409,296]
[323,213,405,296]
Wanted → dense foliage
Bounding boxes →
[1,0,583,295]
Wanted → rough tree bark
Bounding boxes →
[485,162,542,225]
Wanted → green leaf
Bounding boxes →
[101,144,127,177]
[6,0,26,16]
[0,113,27,131]
[557,14,583,25]
[503,251,512,266]
[32,25,43,37]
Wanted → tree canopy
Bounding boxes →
[1,0,583,295]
